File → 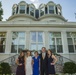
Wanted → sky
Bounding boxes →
[1,0,76,22]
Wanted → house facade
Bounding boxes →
[0,1,76,61]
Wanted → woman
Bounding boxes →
[32,51,40,75]
[25,50,32,75]
[16,51,25,75]
[47,49,57,75]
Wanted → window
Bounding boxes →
[49,6,54,14]
[58,8,61,15]
[67,32,76,53]
[49,32,63,53]
[0,32,6,53]
[12,8,15,15]
[20,5,25,14]
[30,7,34,16]
[45,7,48,14]
[40,7,44,16]
[11,32,26,53]
[30,32,44,51]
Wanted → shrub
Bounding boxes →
[63,62,76,74]
[0,62,12,75]
[0,64,3,74]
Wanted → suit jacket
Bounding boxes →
[40,52,48,74]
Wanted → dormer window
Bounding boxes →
[20,5,25,14]
[30,7,34,16]
[49,6,54,14]
[40,7,44,16]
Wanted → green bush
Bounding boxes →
[0,64,3,74]
[0,62,12,75]
[63,62,76,74]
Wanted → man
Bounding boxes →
[40,47,48,75]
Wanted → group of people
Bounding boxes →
[16,47,57,75]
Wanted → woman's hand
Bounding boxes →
[50,63,55,65]
[19,63,22,66]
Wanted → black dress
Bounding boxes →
[16,56,25,75]
[48,56,55,74]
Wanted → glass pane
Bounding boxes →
[38,44,43,50]
[56,38,62,45]
[12,32,18,38]
[0,38,6,45]
[68,45,74,53]
[49,38,55,45]
[19,38,25,45]
[49,6,54,10]
[49,45,56,53]
[18,32,25,37]
[49,6,54,14]
[40,8,44,16]
[75,45,76,50]
[49,32,61,38]
[31,32,36,42]
[0,45,5,53]
[30,7,34,12]
[67,38,73,45]
[67,32,76,38]
[12,38,18,45]
[11,45,17,53]
[72,32,76,38]
[31,44,36,50]
[38,32,43,42]
[0,32,6,37]
[18,45,25,53]
[57,45,63,53]
[20,5,25,10]
[74,38,76,45]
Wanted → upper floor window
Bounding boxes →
[58,8,61,15]
[0,32,6,53]
[12,8,15,15]
[30,7,34,16]
[20,5,25,14]
[49,6,54,14]
[11,32,26,53]
[49,32,63,53]
[40,7,44,16]
[67,32,76,53]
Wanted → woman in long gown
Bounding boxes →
[47,49,57,75]
[16,51,25,75]
[25,50,32,75]
[32,51,40,75]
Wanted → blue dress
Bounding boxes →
[32,56,40,75]
[48,56,55,74]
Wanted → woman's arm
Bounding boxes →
[52,55,57,65]
[15,58,19,65]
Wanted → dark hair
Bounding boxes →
[19,51,24,58]
[42,47,46,50]
[48,49,52,56]
[34,51,38,55]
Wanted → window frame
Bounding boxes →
[30,31,44,51]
